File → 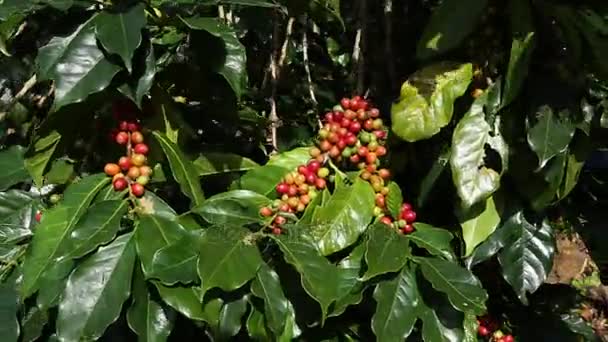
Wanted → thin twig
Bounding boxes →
[355,0,367,95]
[384,0,396,91]
[278,17,295,73]
[302,28,322,128]
[0,74,37,118]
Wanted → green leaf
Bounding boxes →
[0,190,39,239]
[0,271,19,342]
[20,174,109,299]
[246,306,269,340]
[416,0,488,59]
[386,182,403,219]
[56,233,136,341]
[194,152,259,177]
[502,32,535,108]
[391,63,473,142]
[418,297,465,342]
[24,131,61,188]
[418,148,451,208]
[310,178,375,255]
[527,106,576,168]
[371,265,420,342]
[415,257,488,315]
[153,131,205,207]
[498,212,555,304]
[36,16,121,111]
[407,223,455,261]
[450,86,507,208]
[329,243,366,318]
[134,214,189,277]
[266,147,311,169]
[154,285,207,321]
[127,266,174,342]
[63,200,128,259]
[45,158,75,185]
[362,224,410,281]
[193,190,271,226]
[273,236,339,322]
[21,305,49,342]
[118,39,156,106]
[237,165,288,197]
[458,196,500,257]
[136,191,177,220]
[94,4,146,73]
[0,146,29,191]
[149,233,200,286]
[250,263,290,335]
[198,227,262,297]
[217,295,249,339]
[180,16,247,98]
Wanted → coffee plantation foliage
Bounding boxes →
[0,0,607,341]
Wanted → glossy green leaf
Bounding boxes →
[217,295,249,339]
[63,200,128,259]
[0,190,39,243]
[310,178,375,255]
[273,236,339,321]
[180,16,247,98]
[198,227,262,297]
[0,146,29,191]
[416,0,488,59]
[418,298,465,342]
[464,217,518,269]
[329,243,366,317]
[391,63,473,142]
[246,306,269,340]
[135,214,189,277]
[24,131,61,188]
[498,212,555,304]
[153,131,205,207]
[45,159,75,185]
[0,271,19,342]
[94,4,146,72]
[194,152,259,177]
[372,265,420,342]
[386,182,403,219]
[502,32,535,108]
[407,223,455,261]
[36,16,121,111]
[418,148,451,208]
[118,39,156,106]
[363,224,410,281]
[251,263,290,335]
[136,192,177,220]
[266,147,311,169]
[127,267,174,342]
[21,305,49,342]
[193,190,271,226]
[459,196,500,257]
[20,173,109,299]
[527,106,576,168]
[154,285,206,321]
[56,233,136,341]
[416,257,488,315]
[237,165,288,197]
[149,232,200,286]
[450,86,507,208]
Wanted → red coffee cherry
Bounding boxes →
[115,132,129,145]
[131,183,145,197]
[133,143,149,155]
[113,177,128,191]
[131,131,144,144]
[118,156,132,171]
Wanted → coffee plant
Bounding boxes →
[0,0,607,341]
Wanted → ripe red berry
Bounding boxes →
[35,211,42,222]
[376,145,387,157]
[378,168,390,180]
[131,183,145,197]
[349,121,362,133]
[113,177,128,191]
[374,130,387,139]
[119,121,129,131]
[288,185,298,197]
[375,194,386,208]
[340,98,350,109]
[298,165,310,176]
[358,146,368,156]
[133,143,149,155]
[402,210,417,223]
[115,132,129,145]
[315,178,327,189]
[272,227,282,235]
[325,112,334,122]
[127,122,140,132]
[478,326,490,337]
[403,224,414,234]
[350,154,360,164]
[340,118,351,128]
[276,183,289,194]
[370,108,380,118]
[118,156,131,171]
[305,173,317,185]
[337,139,347,150]
[401,203,412,211]
[364,119,374,131]
[274,216,287,225]
[380,216,392,225]
[307,160,321,173]
[333,111,344,123]
[503,335,514,342]
[366,153,377,164]
[131,131,144,144]
[104,163,120,176]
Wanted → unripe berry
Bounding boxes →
[288,185,298,197]
[309,147,321,158]
[297,202,306,212]
[284,173,295,185]
[118,157,131,171]
[279,203,290,212]
[104,163,121,176]
[366,153,377,164]
[361,171,372,180]
[113,177,128,191]
[139,165,153,177]
[381,187,390,196]
[357,109,368,121]
[376,145,387,157]
[131,131,144,144]
[373,206,383,217]
[372,119,384,130]
[320,140,332,151]
[50,194,62,204]
[295,174,306,185]
[366,164,377,173]
[329,146,341,158]
[127,166,141,179]
[344,109,357,120]
[287,197,300,209]
[134,143,149,155]
[131,183,145,197]
[319,129,330,139]
[317,168,330,178]
[115,132,129,145]
[298,183,309,195]
[300,194,310,205]
[136,175,149,186]
[368,141,379,151]
[328,132,340,144]
[397,220,407,228]
[131,153,146,166]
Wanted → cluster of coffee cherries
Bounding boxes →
[103,120,152,197]
[477,316,514,342]
[378,202,418,234]
[259,156,331,235]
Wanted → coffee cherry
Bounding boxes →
[115,132,129,145]
[315,178,326,189]
[334,112,344,122]
[397,219,407,228]
[329,146,341,158]
[127,166,141,179]
[345,134,358,146]
[358,146,369,157]
[127,122,140,132]
[340,118,351,128]
[298,165,310,176]
[309,147,321,158]
[319,129,330,139]
[279,203,290,212]
[478,326,490,337]
[134,143,149,155]
[364,119,374,131]
[139,165,153,177]
[119,121,129,131]
[350,154,360,164]
[372,119,383,130]
[366,164,377,173]
[298,183,309,195]
[340,98,351,109]
[317,168,330,178]
[374,130,387,140]
[378,168,390,179]
[276,183,289,194]
[368,141,379,151]
[320,140,332,152]
[131,153,146,166]
[373,206,383,217]
[104,163,121,176]
[369,108,380,118]
[403,224,414,234]
[35,210,42,222]
[118,157,131,170]
[503,335,514,342]
[349,121,362,133]
[131,131,144,144]
[375,194,386,208]
[344,110,357,120]
[401,203,412,211]
[305,173,317,185]
[131,183,145,197]
[274,216,287,225]
[296,202,306,212]
[136,175,149,186]
[113,177,128,191]
[402,210,417,223]
[366,153,377,164]
[376,145,387,157]
[288,185,298,197]
[287,197,300,209]
[272,227,282,235]
[361,171,372,180]
[295,174,306,185]
[307,160,321,173]
[336,139,347,150]
[380,216,392,225]
[300,194,311,205]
